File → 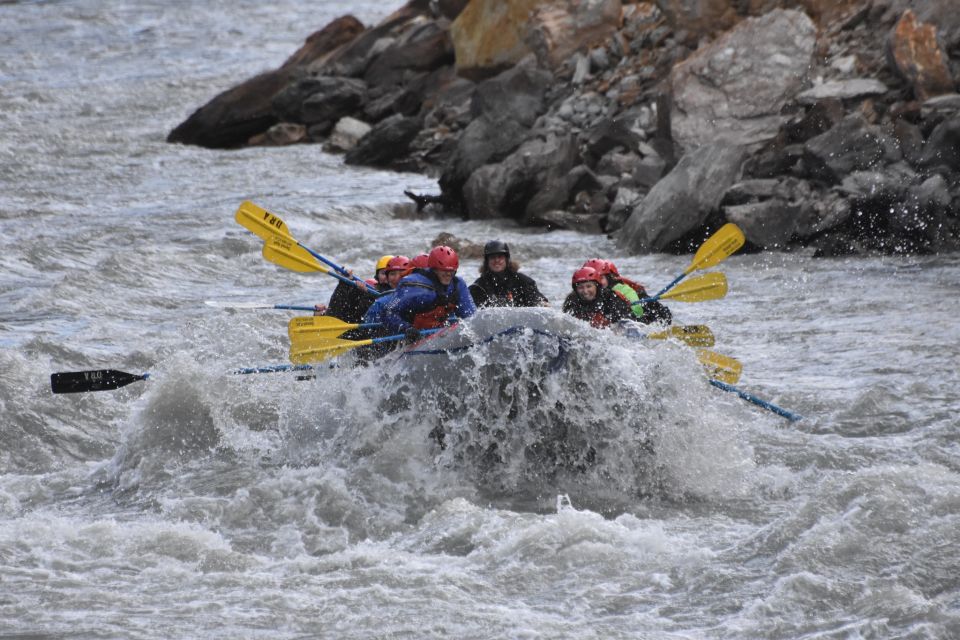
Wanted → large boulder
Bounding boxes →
[803,113,902,182]
[167,16,365,148]
[438,63,553,202]
[438,115,530,203]
[450,0,544,80]
[618,144,748,253]
[470,63,554,127]
[669,9,816,152]
[363,20,455,87]
[272,76,367,127]
[461,133,579,221]
[344,114,422,167]
[723,200,802,249]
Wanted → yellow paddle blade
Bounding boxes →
[696,349,742,385]
[659,272,727,302]
[235,200,291,241]
[262,236,326,273]
[685,223,745,275]
[289,336,375,364]
[288,316,359,341]
[648,324,715,347]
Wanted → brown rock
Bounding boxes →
[887,9,955,101]
[450,0,544,80]
[525,0,623,69]
[248,122,307,147]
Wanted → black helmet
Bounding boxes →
[483,240,510,260]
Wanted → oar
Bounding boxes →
[696,349,742,385]
[51,369,149,394]
[261,236,384,295]
[289,329,440,364]
[637,272,727,304]
[205,301,318,312]
[653,223,745,298]
[51,363,327,394]
[710,380,802,422]
[288,316,382,341]
[647,324,715,347]
[236,201,373,290]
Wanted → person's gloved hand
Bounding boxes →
[403,327,421,345]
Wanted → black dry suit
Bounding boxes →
[324,280,388,324]
[469,269,548,308]
[561,287,635,328]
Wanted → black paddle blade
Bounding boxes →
[50,369,148,394]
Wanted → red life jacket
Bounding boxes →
[406,269,460,329]
[412,303,457,329]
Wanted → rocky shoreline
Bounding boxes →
[168,0,960,256]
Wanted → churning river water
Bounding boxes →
[2,1,960,638]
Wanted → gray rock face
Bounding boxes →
[724,200,801,249]
[618,143,748,252]
[470,64,555,127]
[344,115,422,167]
[795,79,889,105]
[803,113,902,182]
[273,76,368,125]
[670,9,816,151]
[462,133,579,220]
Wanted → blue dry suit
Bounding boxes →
[361,291,395,326]
[382,268,477,333]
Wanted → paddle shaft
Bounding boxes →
[710,380,802,421]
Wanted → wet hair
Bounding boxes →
[479,259,521,274]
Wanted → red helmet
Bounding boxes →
[605,261,620,277]
[386,255,411,272]
[572,266,601,287]
[582,258,612,276]
[411,253,430,269]
[428,245,459,271]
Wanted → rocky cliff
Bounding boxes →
[168,0,960,256]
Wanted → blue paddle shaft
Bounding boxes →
[710,380,802,422]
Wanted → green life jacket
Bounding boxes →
[612,282,644,319]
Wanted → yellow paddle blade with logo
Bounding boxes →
[685,223,745,274]
[648,324,715,347]
[288,316,361,341]
[696,349,742,384]
[658,272,727,303]
[235,200,291,241]
[262,236,326,273]
[289,336,375,364]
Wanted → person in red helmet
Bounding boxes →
[383,245,477,342]
[602,259,671,325]
[468,239,549,308]
[562,266,635,328]
[582,258,672,325]
[410,253,430,269]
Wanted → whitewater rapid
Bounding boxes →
[2,1,960,638]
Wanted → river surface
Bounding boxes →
[2,1,960,638]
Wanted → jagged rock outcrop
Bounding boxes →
[166,16,364,148]
[167,0,960,255]
[669,9,817,151]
